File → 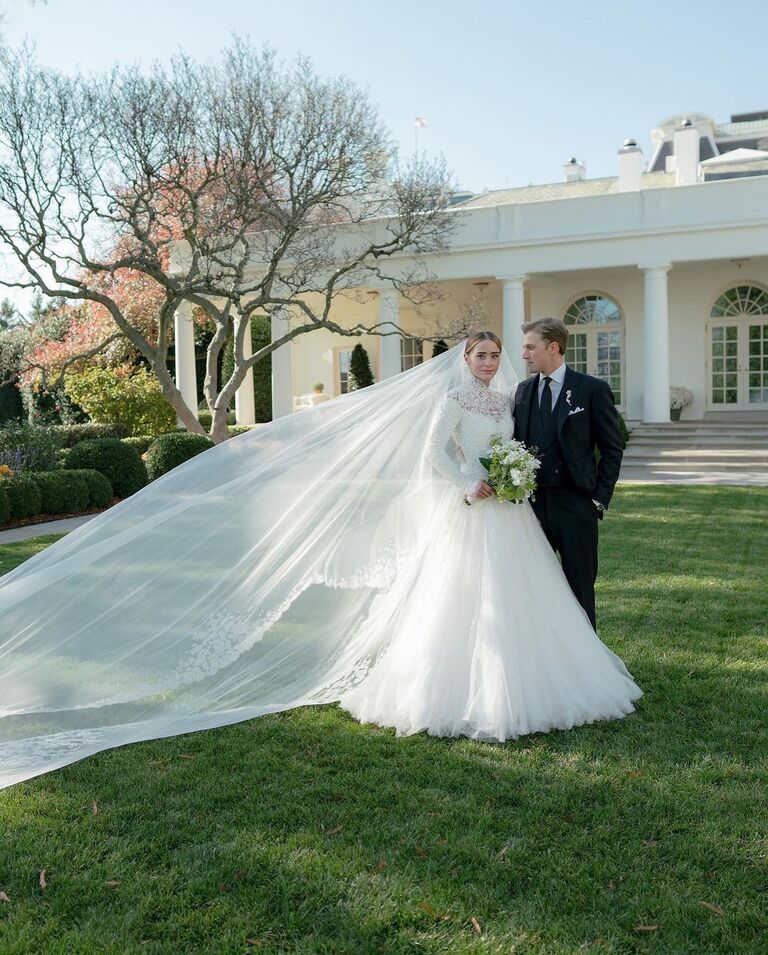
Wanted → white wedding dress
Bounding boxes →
[338,375,642,739]
[0,342,640,789]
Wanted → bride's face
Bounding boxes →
[464,342,501,383]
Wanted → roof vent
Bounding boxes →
[564,157,586,182]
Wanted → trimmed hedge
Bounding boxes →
[122,435,157,457]
[0,485,9,523]
[145,432,215,481]
[62,438,147,498]
[51,422,132,448]
[1,473,42,518]
[197,409,235,429]
[65,468,114,508]
[27,470,89,515]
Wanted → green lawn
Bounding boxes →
[0,486,766,954]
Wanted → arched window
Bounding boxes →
[563,294,624,406]
[564,294,622,326]
[711,284,768,318]
[708,284,768,409]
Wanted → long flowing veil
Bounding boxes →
[0,339,518,789]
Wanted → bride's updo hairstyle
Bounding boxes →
[465,331,502,355]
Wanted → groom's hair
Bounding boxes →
[521,318,569,355]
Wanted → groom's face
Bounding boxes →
[522,331,562,375]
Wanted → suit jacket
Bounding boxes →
[513,367,624,510]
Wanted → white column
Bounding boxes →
[173,303,198,423]
[499,276,528,381]
[378,288,401,379]
[641,265,672,422]
[270,306,293,419]
[234,316,256,426]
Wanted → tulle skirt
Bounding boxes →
[337,494,642,740]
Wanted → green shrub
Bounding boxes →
[227,426,253,438]
[197,409,236,429]
[65,468,113,507]
[63,365,177,437]
[0,421,60,472]
[51,422,132,448]
[145,432,215,481]
[1,473,42,518]
[27,470,89,515]
[122,435,157,456]
[0,381,23,424]
[0,484,10,523]
[62,438,147,497]
[348,343,374,390]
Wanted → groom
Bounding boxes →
[513,318,624,630]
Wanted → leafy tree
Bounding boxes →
[0,40,454,442]
[347,343,374,390]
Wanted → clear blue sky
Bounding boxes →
[4,0,768,192]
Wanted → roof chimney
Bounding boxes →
[617,139,644,192]
[564,157,586,182]
[674,118,700,186]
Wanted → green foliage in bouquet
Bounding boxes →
[479,436,540,503]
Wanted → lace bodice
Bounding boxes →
[425,376,514,495]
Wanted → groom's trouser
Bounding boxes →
[530,487,599,630]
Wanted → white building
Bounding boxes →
[177,109,768,425]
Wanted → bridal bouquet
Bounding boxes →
[479,436,540,503]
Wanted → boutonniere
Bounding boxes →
[565,389,573,407]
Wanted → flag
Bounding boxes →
[414,116,428,128]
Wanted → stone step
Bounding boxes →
[623,450,768,464]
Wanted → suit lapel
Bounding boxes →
[557,366,582,437]
[520,375,538,442]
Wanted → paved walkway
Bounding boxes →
[0,514,98,544]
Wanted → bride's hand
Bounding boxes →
[473,481,496,499]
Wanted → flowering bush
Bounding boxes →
[0,421,60,472]
[0,463,14,478]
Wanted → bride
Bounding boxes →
[0,332,641,789]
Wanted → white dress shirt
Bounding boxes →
[537,362,568,410]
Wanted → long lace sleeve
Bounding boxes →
[425,396,475,494]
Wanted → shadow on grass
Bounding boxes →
[0,487,766,953]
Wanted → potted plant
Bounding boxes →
[669,386,693,421]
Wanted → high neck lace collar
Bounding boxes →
[468,374,490,391]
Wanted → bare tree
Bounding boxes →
[0,40,455,441]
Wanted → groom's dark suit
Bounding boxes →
[513,366,624,630]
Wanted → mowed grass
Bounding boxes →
[0,486,766,954]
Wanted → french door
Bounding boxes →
[708,319,768,409]
[565,328,624,408]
